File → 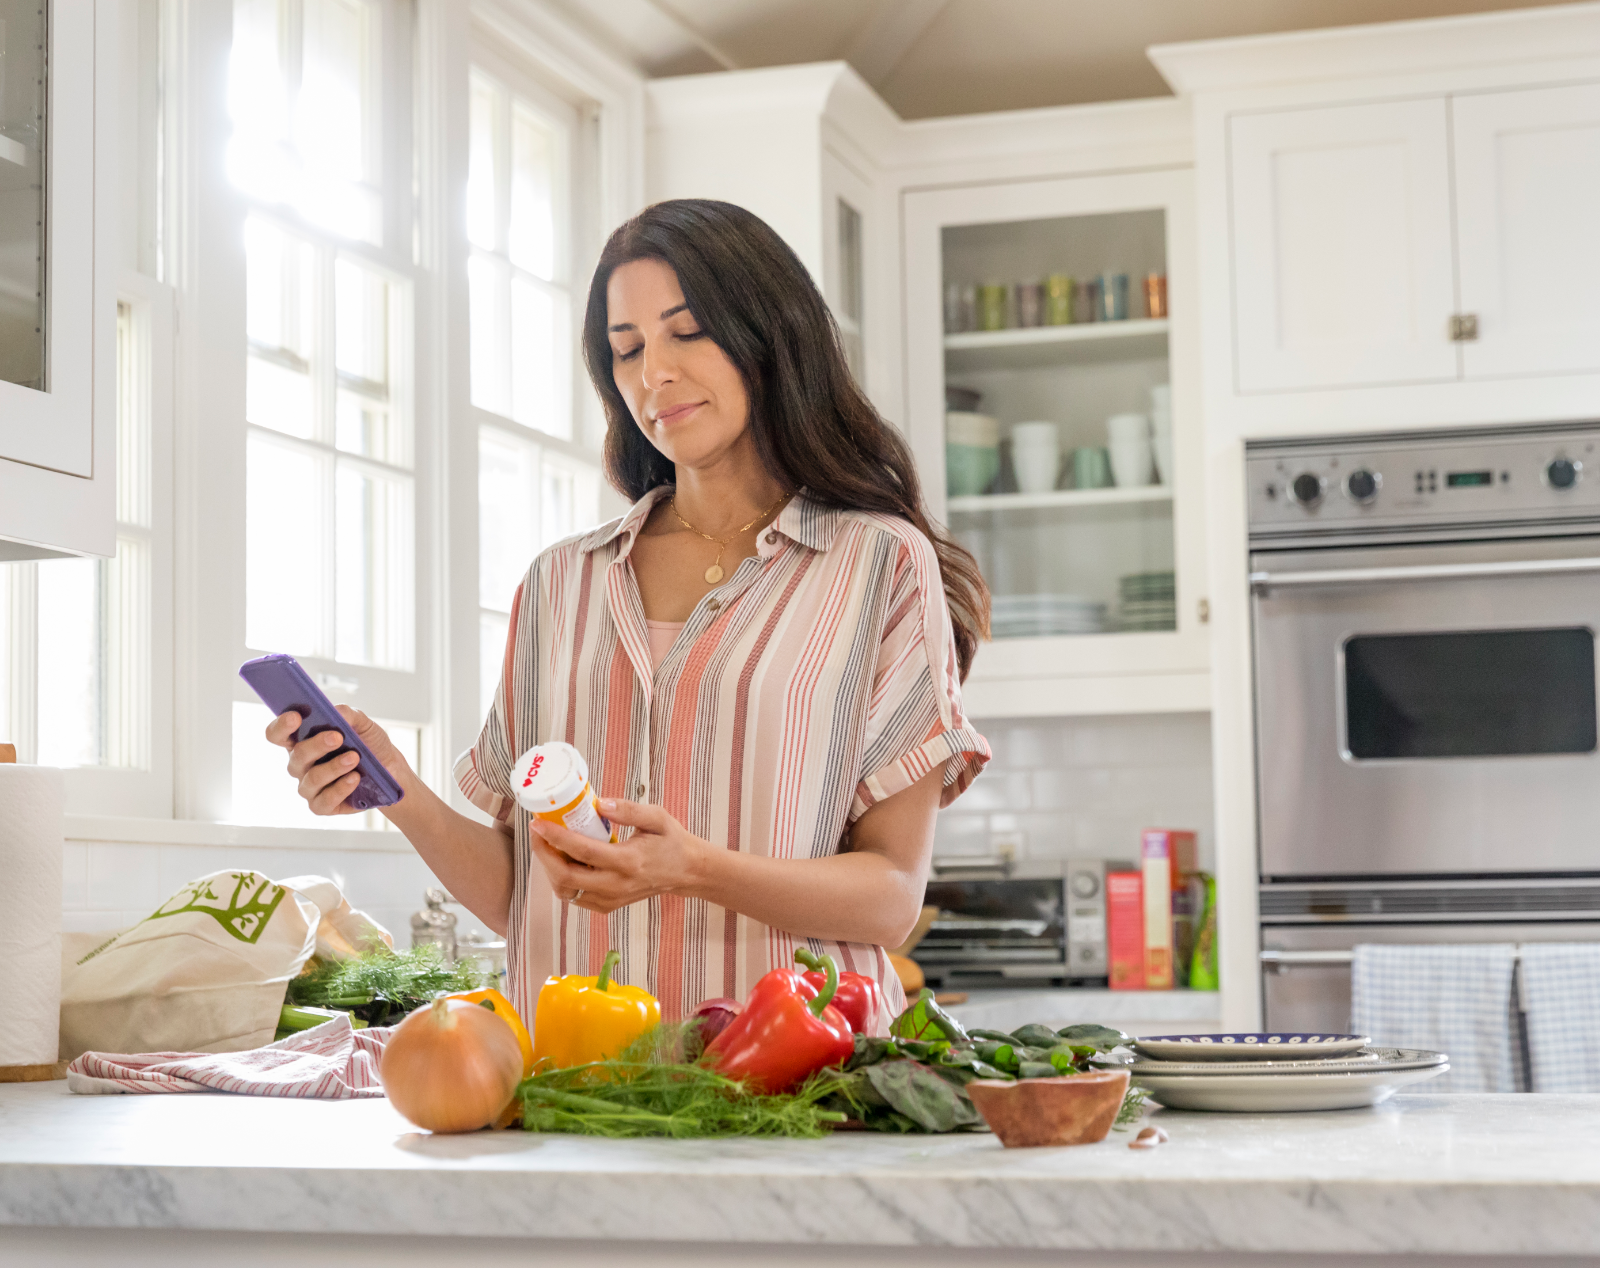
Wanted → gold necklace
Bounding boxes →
[670,490,789,585]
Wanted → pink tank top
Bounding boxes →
[646,619,684,671]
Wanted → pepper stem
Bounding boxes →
[793,947,824,974]
[802,951,839,1017]
[595,949,620,992]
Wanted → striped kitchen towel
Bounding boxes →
[66,1013,390,1098]
[1521,942,1600,1093]
[1350,943,1521,1092]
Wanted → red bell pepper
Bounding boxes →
[703,953,855,1093]
[794,947,882,1035]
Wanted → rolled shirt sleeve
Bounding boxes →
[851,530,990,821]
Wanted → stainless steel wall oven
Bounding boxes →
[1247,423,1600,1031]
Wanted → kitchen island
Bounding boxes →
[2,1083,1598,1266]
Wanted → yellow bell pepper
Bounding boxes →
[531,949,660,1071]
[447,987,535,1078]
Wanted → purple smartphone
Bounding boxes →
[238,653,404,812]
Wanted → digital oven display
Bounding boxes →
[1446,470,1494,487]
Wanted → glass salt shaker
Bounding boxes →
[410,887,458,962]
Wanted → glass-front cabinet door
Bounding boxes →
[0,0,46,393]
[0,0,98,484]
[904,170,1208,716]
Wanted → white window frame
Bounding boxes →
[155,0,641,831]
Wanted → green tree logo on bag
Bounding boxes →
[144,872,289,943]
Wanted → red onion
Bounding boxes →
[691,997,742,1048]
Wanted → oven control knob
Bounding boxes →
[1344,468,1380,505]
[1069,871,1099,899]
[1290,472,1324,508]
[1547,458,1581,490]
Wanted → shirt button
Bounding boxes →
[765,530,779,545]
[636,782,647,797]
[707,598,721,611]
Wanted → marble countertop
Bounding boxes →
[4,1084,1600,1255]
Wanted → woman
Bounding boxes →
[268,199,990,1032]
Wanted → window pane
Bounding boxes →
[540,455,601,550]
[478,429,539,610]
[116,305,152,529]
[232,699,337,828]
[334,256,388,389]
[466,72,499,252]
[246,435,328,655]
[35,559,102,768]
[509,103,556,279]
[227,0,294,206]
[468,253,510,417]
[336,392,398,464]
[247,355,315,439]
[511,276,565,437]
[295,0,376,239]
[103,536,151,769]
[335,463,414,669]
[480,610,509,721]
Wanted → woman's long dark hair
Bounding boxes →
[581,199,990,678]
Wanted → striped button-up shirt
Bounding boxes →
[455,486,989,1032]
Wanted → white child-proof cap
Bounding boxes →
[511,741,592,813]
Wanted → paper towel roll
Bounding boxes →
[0,765,64,1065]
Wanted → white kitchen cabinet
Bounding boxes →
[1453,81,1600,381]
[903,167,1209,717]
[0,0,117,560]
[1229,98,1458,393]
[645,64,903,423]
[1224,78,1600,400]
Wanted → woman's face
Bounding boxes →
[606,258,751,469]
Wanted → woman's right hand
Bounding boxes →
[264,706,409,816]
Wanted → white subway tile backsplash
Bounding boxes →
[85,844,162,913]
[61,842,87,910]
[939,713,1213,870]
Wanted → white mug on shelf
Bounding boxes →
[1106,412,1153,488]
[1149,387,1173,486]
[1010,421,1061,495]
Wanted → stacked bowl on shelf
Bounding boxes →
[1126,1033,1450,1112]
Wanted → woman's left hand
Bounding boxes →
[528,799,709,914]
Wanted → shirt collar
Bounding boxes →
[579,485,673,560]
[580,486,844,558]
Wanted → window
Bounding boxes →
[229,0,424,827]
[0,304,155,772]
[467,67,576,439]
[470,57,604,718]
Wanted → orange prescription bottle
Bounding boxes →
[511,741,616,843]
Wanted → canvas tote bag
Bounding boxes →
[59,870,322,1061]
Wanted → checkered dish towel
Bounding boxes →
[66,1014,391,1098]
[1350,943,1520,1093]
[1521,942,1600,1093]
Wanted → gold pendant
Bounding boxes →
[704,564,724,584]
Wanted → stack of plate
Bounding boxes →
[1126,1032,1450,1112]
[1116,571,1176,632]
[991,594,1107,638]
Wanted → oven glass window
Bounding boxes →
[1344,628,1597,759]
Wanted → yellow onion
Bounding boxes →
[379,996,524,1133]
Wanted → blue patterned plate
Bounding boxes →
[1132,1032,1371,1062]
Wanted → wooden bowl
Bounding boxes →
[966,1069,1130,1148]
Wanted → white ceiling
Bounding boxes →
[553,0,1592,117]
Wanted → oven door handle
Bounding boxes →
[1251,555,1600,594]
[1260,949,1354,965]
